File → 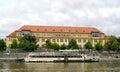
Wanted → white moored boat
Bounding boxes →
[24,51,99,62]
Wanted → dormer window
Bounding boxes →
[37,29,39,31]
[76,30,78,32]
[45,29,47,31]
[60,29,62,32]
[69,30,71,32]
[53,29,55,31]
[21,30,31,35]
[91,32,100,37]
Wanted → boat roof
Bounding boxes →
[59,50,79,52]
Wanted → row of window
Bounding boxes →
[37,39,103,43]
[8,37,104,43]
[33,33,81,37]
[18,33,101,38]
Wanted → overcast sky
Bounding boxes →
[0,0,120,38]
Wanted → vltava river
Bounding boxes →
[0,61,120,72]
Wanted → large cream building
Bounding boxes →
[6,25,107,48]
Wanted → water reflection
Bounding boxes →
[0,61,120,72]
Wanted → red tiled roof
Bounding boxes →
[7,31,16,37]
[8,25,104,37]
[18,25,103,33]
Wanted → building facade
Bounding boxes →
[6,25,107,48]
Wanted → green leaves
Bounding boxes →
[0,39,6,51]
[104,36,120,51]
[10,39,18,49]
[45,39,52,48]
[19,34,38,51]
[95,42,103,51]
[45,39,60,50]
[84,41,93,49]
[68,39,78,49]
[51,42,60,50]
[45,39,79,50]
[60,44,67,50]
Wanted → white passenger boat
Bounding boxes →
[24,52,99,62]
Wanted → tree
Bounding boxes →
[45,39,52,48]
[84,41,93,50]
[60,43,67,50]
[104,41,111,50]
[95,42,103,51]
[111,40,119,51]
[116,37,120,51]
[116,37,120,43]
[0,39,6,51]
[68,39,78,49]
[10,39,18,49]
[19,34,38,51]
[104,36,120,51]
[51,42,60,50]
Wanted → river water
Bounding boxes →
[0,61,120,72]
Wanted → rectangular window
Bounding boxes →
[42,39,45,42]
[68,39,71,42]
[57,39,59,42]
[37,33,39,37]
[47,34,50,36]
[42,33,45,36]
[10,38,13,41]
[78,39,81,43]
[55,34,57,36]
[65,39,67,42]
[99,40,103,43]
[60,39,63,42]
[52,39,55,42]
[37,38,39,42]
[83,40,86,42]
[39,39,41,42]
[94,40,97,42]
[78,34,81,37]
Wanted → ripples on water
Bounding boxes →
[0,61,120,72]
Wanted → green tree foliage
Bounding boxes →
[68,39,78,49]
[104,36,120,51]
[10,39,18,49]
[95,42,103,51]
[116,37,120,51]
[19,34,38,51]
[84,41,93,49]
[45,39,52,48]
[60,43,67,50]
[116,37,120,43]
[111,40,119,51]
[78,45,82,49]
[51,42,60,50]
[0,39,6,51]
[104,42,111,50]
